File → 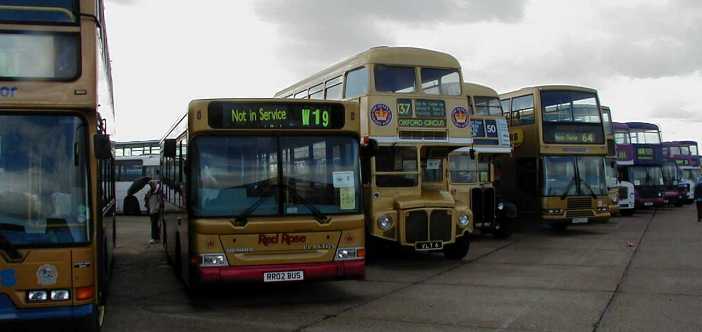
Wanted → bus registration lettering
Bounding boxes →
[264,270,304,282]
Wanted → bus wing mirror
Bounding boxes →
[94,134,112,160]
[164,139,177,158]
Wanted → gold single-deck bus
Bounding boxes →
[0,1,115,330]
[159,99,365,287]
[275,47,473,259]
[498,86,610,230]
[448,83,513,238]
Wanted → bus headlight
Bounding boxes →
[200,254,228,267]
[335,247,365,261]
[377,215,394,231]
[497,202,504,210]
[458,214,470,227]
[27,290,48,302]
[50,289,71,301]
[658,192,663,197]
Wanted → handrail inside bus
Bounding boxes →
[0,5,76,21]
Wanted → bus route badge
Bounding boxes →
[370,104,392,127]
[36,264,58,286]
[451,106,469,128]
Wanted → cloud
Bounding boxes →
[106,0,138,5]
[254,0,527,76]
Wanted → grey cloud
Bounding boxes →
[649,107,702,122]
[254,0,527,76]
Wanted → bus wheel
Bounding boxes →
[443,237,470,260]
[492,220,513,239]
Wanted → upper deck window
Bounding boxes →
[474,97,503,116]
[421,68,460,96]
[629,130,660,144]
[374,65,415,93]
[0,31,79,80]
[344,67,368,99]
[691,145,698,156]
[615,132,630,144]
[0,0,78,24]
[541,91,601,123]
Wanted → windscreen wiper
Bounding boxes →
[282,183,330,224]
[578,178,598,199]
[0,225,22,260]
[560,177,577,200]
[232,183,278,227]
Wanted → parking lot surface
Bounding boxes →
[103,206,702,332]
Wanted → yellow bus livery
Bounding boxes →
[159,99,365,287]
[0,0,116,330]
[275,46,473,259]
[497,85,610,230]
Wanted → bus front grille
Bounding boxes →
[483,188,496,226]
[567,197,592,210]
[471,188,483,224]
[618,187,628,200]
[429,210,452,242]
[405,211,428,243]
[566,210,594,218]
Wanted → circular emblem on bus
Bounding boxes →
[370,104,392,127]
[36,264,58,286]
[451,106,469,128]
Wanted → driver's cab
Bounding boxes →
[447,149,499,232]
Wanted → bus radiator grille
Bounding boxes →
[429,210,452,242]
[567,197,592,210]
[483,188,496,226]
[405,210,428,243]
[618,187,628,200]
[471,188,484,225]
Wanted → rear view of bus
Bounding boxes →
[160,99,364,287]
[0,0,116,330]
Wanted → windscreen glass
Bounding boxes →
[0,0,78,24]
[0,114,89,246]
[191,135,361,217]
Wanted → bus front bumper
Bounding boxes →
[636,197,665,208]
[198,260,365,283]
[0,294,93,322]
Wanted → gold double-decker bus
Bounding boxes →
[0,1,115,330]
[449,83,513,238]
[498,86,610,230]
[275,47,473,259]
[159,99,365,287]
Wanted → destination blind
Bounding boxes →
[208,101,345,129]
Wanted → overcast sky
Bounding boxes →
[105,0,702,144]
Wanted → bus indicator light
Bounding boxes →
[76,287,94,301]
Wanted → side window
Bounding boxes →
[501,99,511,122]
[344,67,369,99]
[309,83,324,99]
[511,95,534,125]
[325,76,343,100]
[294,90,308,99]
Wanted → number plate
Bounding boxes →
[415,241,443,251]
[263,271,304,282]
[572,217,588,224]
[644,202,653,207]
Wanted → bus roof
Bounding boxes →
[613,122,629,131]
[500,85,598,99]
[625,122,659,131]
[275,46,461,97]
[462,82,498,97]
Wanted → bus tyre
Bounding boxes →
[78,308,101,332]
[443,237,470,260]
